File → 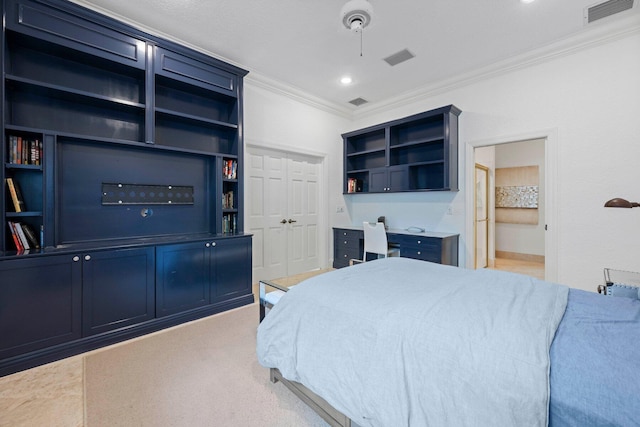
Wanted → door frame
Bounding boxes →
[245,140,329,282]
[474,163,489,269]
[465,128,558,282]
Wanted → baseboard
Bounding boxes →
[0,294,254,378]
[495,251,544,264]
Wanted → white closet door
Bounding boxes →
[286,153,320,276]
[247,147,321,280]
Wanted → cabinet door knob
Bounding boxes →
[417,251,421,255]
[206,243,210,247]
[84,255,91,261]
[417,240,421,244]
[211,242,216,247]
[280,219,287,224]
[72,256,80,262]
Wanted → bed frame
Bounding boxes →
[259,280,353,426]
[270,368,352,427]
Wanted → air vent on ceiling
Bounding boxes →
[348,97,368,106]
[383,49,415,67]
[585,0,634,24]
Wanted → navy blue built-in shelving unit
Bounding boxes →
[0,0,252,377]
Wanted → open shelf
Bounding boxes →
[343,105,460,193]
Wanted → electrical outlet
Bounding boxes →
[446,207,453,215]
[336,206,344,213]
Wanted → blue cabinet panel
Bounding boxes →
[0,254,81,359]
[82,247,155,336]
[211,236,252,303]
[156,242,210,317]
[155,47,237,96]
[6,0,146,68]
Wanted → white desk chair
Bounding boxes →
[362,221,400,262]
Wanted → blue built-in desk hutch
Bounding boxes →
[0,0,251,377]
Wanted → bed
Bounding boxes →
[256,257,640,427]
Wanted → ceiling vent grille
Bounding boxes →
[348,97,368,106]
[585,0,634,24]
[383,49,415,66]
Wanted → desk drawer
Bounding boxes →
[334,247,360,268]
[393,235,441,250]
[334,229,361,248]
[401,247,441,263]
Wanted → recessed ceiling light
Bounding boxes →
[340,76,353,85]
[521,0,536,3]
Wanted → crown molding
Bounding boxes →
[244,74,354,119]
[353,13,640,119]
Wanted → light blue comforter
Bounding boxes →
[257,258,568,427]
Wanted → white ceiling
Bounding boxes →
[72,0,639,113]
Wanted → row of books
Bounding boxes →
[222,190,235,210]
[347,177,362,193]
[5,177,26,212]
[223,159,237,180]
[223,213,237,234]
[7,221,41,252]
[7,135,42,165]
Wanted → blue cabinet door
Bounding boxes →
[82,247,155,336]
[156,242,210,317]
[210,236,252,303]
[0,254,81,359]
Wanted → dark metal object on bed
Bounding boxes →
[597,268,640,299]
[270,368,352,427]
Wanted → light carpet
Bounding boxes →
[85,303,328,426]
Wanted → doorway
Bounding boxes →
[246,146,323,281]
[467,131,557,282]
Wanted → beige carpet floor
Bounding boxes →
[85,303,328,426]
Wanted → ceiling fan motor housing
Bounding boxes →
[341,0,373,32]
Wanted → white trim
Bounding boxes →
[245,75,353,119]
[465,129,559,282]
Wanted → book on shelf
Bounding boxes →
[223,190,234,209]
[21,223,41,249]
[7,135,41,165]
[5,177,26,212]
[222,213,237,233]
[347,178,362,193]
[6,221,40,251]
[7,221,24,251]
[223,159,237,180]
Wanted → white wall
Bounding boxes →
[338,30,640,291]
[495,139,545,257]
[245,28,640,292]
